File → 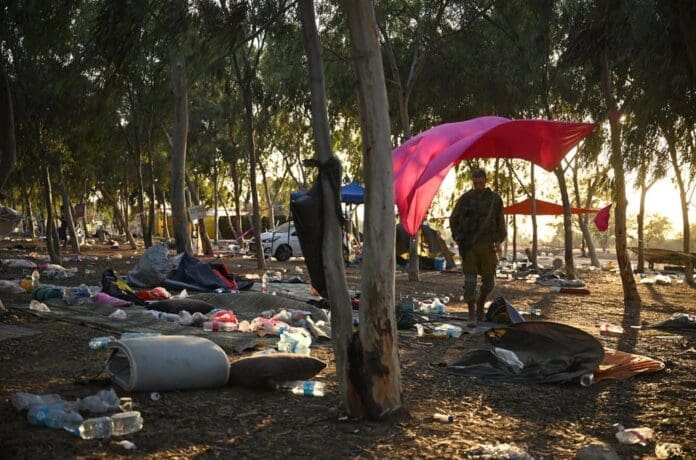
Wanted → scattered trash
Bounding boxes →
[599,322,624,335]
[654,442,682,459]
[109,309,127,320]
[614,423,653,446]
[115,440,136,450]
[89,336,117,350]
[0,279,25,294]
[78,411,143,439]
[493,347,524,371]
[62,284,93,305]
[277,329,312,355]
[150,392,160,401]
[29,299,51,312]
[433,324,462,338]
[579,373,594,387]
[11,392,63,411]
[79,389,120,414]
[27,402,83,432]
[433,413,454,423]
[277,380,325,397]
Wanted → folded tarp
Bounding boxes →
[446,322,604,383]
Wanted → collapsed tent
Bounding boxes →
[446,321,604,383]
[164,253,253,292]
[393,116,596,235]
[395,223,455,269]
[503,198,598,215]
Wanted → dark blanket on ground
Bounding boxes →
[644,313,696,332]
[165,253,253,292]
[446,322,604,383]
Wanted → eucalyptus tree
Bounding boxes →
[560,0,641,307]
[0,64,16,192]
[341,0,403,418]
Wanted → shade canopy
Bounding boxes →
[503,198,598,215]
[392,116,596,235]
[340,182,365,205]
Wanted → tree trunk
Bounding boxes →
[530,164,538,267]
[0,64,16,191]
[42,165,61,264]
[101,187,137,249]
[665,129,695,287]
[146,153,156,245]
[160,190,170,239]
[599,42,641,307]
[572,166,600,267]
[408,235,420,281]
[234,55,265,269]
[258,158,275,227]
[637,182,648,273]
[554,166,575,279]
[186,176,214,256]
[170,46,193,255]
[213,164,219,243]
[343,0,402,419]
[56,162,80,254]
[21,173,35,238]
[299,0,356,416]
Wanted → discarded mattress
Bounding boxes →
[106,335,230,392]
[446,322,604,383]
[593,349,664,382]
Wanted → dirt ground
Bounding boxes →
[0,239,694,459]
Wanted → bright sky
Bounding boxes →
[430,165,693,242]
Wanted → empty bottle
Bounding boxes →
[78,411,143,439]
[261,273,269,293]
[277,330,312,355]
[89,336,116,350]
[277,380,325,397]
[27,403,83,431]
[580,373,594,387]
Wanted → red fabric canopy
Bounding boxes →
[392,116,596,235]
[503,198,598,215]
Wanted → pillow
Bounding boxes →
[228,353,326,388]
[147,298,214,314]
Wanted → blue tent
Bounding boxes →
[340,182,364,205]
[291,182,364,205]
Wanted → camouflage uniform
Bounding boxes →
[449,188,507,320]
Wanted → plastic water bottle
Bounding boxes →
[78,411,143,439]
[27,403,84,431]
[580,373,594,387]
[261,273,269,293]
[121,332,161,339]
[277,380,325,397]
[433,324,462,338]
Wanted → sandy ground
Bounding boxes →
[0,238,694,459]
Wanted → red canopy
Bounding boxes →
[392,116,596,235]
[503,198,598,215]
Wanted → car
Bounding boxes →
[258,221,303,261]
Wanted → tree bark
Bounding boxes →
[599,41,641,307]
[233,54,265,269]
[42,165,61,264]
[530,164,538,267]
[554,165,575,279]
[170,45,193,255]
[186,176,214,256]
[571,164,600,267]
[664,128,695,287]
[637,181,648,273]
[298,0,355,416]
[343,0,402,419]
[0,64,16,191]
[100,187,137,249]
[56,162,80,254]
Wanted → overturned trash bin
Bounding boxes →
[106,336,230,392]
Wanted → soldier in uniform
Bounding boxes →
[449,168,507,326]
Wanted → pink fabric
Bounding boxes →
[93,292,132,308]
[392,116,596,235]
[594,204,612,232]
